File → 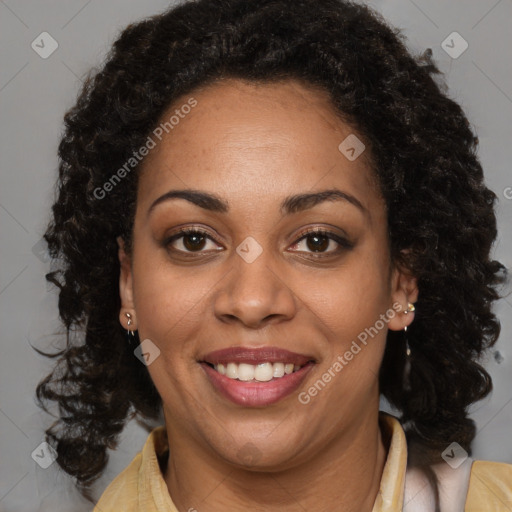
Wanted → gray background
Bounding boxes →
[0,0,511,510]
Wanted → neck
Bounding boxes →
[163,408,388,512]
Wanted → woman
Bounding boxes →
[36,0,511,510]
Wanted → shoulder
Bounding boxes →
[92,451,143,512]
[93,425,169,512]
[465,460,512,511]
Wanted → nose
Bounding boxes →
[213,247,297,329]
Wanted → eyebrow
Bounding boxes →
[147,188,366,217]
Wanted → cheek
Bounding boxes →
[295,252,392,409]
[131,261,210,408]
[131,253,209,362]
[299,251,391,344]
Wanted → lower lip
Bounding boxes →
[201,362,314,407]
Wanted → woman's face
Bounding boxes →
[119,78,416,469]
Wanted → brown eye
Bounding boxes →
[289,228,353,256]
[165,228,222,254]
[305,233,330,252]
[182,232,207,251]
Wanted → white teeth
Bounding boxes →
[226,362,238,379]
[238,363,255,381]
[213,361,303,381]
[254,362,274,382]
[273,362,285,378]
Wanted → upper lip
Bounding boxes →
[201,346,314,366]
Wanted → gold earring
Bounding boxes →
[404,302,415,315]
[403,303,415,333]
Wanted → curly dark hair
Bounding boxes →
[35,0,505,501]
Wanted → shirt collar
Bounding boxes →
[372,412,407,511]
[140,412,407,512]
[139,423,177,511]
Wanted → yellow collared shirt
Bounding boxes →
[93,414,512,511]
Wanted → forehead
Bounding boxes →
[136,78,381,215]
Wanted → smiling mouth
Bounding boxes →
[204,361,304,382]
[200,345,315,382]
[199,346,316,405]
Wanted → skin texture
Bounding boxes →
[118,79,418,512]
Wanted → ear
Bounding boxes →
[117,236,137,330]
[387,262,418,332]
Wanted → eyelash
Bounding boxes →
[163,226,353,259]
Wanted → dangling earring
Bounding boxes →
[402,303,415,392]
[402,327,412,392]
[125,312,138,345]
